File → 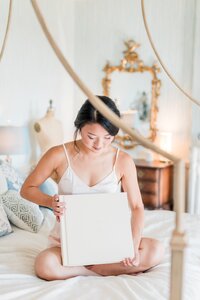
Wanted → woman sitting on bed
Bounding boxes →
[21,96,164,280]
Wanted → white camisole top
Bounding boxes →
[48,144,121,247]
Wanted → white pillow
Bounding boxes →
[0,160,24,191]
[1,190,44,233]
[0,170,8,194]
[0,200,12,237]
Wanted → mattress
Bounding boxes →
[0,208,200,300]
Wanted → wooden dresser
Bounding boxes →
[134,159,173,210]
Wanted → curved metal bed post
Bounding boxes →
[0,0,12,63]
[30,1,186,299]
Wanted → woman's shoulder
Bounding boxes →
[117,148,134,161]
[117,148,136,169]
[43,143,71,161]
[45,144,63,155]
[47,141,74,154]
[40,143,72,173]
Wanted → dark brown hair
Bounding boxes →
[73,96,120,149]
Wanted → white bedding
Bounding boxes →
[0,208,200,300]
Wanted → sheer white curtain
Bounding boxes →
[191,1,200,146]
[188,147,200,214]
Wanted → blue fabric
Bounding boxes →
[39,179,57,196]
[39,179,57,211]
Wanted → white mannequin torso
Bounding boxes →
[34,110,64,155]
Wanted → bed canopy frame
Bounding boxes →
[1,1,198,299]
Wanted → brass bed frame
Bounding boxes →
[1,1,192,299]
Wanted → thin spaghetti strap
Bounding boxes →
[113,148,120,171]
[62,144,71,167]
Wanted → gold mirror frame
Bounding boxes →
[102,40,161,149]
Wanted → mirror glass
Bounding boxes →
[110,71,152,137]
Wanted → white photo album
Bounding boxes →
[60,192,134,266]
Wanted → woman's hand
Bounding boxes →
[131,248,140,266]
[122,248,140,267]
[52,194,66,222]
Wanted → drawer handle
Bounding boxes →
[139,182,144,189]
[138,170,144,178]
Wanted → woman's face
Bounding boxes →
[80,123,114,153]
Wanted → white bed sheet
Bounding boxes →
[0,208,200,300]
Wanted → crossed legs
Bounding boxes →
[35,247,98,280]
[35,237,164,280]
[86,237,164,276]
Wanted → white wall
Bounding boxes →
[0,0,199,168]
[0,0,75,167]
[73,0,197,160]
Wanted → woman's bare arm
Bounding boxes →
[120,152,144,265]
[20,146,63,208]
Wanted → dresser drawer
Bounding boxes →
[138,180,158,194]
[141,193,160,208]
[135,159,173,210]
[137,168,159,182]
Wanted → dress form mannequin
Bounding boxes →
[34,100,64,156]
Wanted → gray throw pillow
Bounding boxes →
[1,190,44,233]
[0,200,12,237]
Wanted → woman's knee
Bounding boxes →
[35,249,61,280]
[148,238,164,268]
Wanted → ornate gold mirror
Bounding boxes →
[102,40,161,149]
